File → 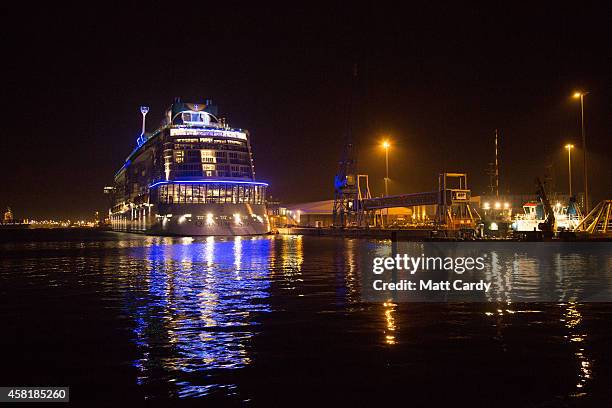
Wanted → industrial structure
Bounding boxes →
[574,200,612,237]
[332,169,478,236]
[319,79,606,240]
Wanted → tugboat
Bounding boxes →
[511,178,582,238]
[512,200,582,233]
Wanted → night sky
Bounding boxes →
[2,4,610,219]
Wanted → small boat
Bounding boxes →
[512,200,582,232]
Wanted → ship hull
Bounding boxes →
[110,203,270,236]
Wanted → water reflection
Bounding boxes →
[270,235,304,293]
[562,302,593,396]
[383,301,398,345]
[4,232,611,404]
[124,236,274,398]
[333,238,360,306]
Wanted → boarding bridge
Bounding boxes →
[361,173,477,230]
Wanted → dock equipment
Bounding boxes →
[332,141,359,227]
[360,172,477,231]
[535,177,555,235]
[574,200,612,236]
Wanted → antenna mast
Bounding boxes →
[140,106,150,136]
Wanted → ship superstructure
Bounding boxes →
[109,98,269,235]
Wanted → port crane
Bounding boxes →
[333,64,364,228]
[333,142,359,227]
[535,177,555,236]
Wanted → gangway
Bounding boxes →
[361,172,478,231]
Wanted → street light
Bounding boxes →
[381,140,391,228]
[565,144,574,196]
[573,91,589,212]
[382,141,390,197]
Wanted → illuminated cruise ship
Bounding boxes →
[108,98,269,235]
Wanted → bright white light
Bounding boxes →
[206,213,214,226]
[504,202,510,209]
[490,222,499,231]
[234,213,242,225]
[483,202,490,210]
[170,128,247,140]
[494,202,501,209]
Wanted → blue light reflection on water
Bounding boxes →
[3,231,612,405]
[123,236,273,398]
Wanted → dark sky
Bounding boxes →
[1,3,610,219]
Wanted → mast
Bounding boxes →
[140,106,149,136]
[137,106,150,147]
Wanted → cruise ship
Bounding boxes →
[108,98,270,235]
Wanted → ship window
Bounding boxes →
[158,185,168,203]
[219,185,227,204]
[201,150,216,163]
[206,185,216,203]
[193,186,203,203]
[254,186,260,204]
[154,183,265,204]
[168,184,174,203]
[232,185,239,204]
[176,185,182,203]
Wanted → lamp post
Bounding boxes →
[565,144,574,197]
[382,141,390,197]
[382,140,390,227]
[573,92,589,212]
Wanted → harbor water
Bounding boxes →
[1,230,612,405]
